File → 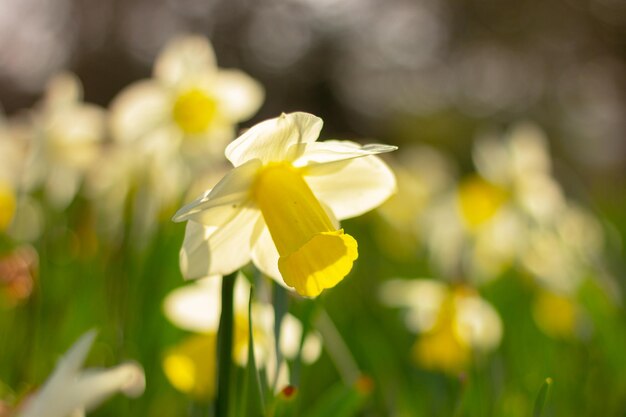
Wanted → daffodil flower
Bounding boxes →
[17,331,145,417]
[110,35,264,164]
[22,73,106,209]
[380,279,502,373]
[174,112,397,297]
[162,276,321,399]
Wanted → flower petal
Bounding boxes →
[163,276,223,332]
[379,279,448,333]
[109,81,171,144]
[304,153,397,220]
[225,112,322,166]
[43,72,83,108]
[293,140,397,168]
[250,223,286,288]
[74,362,146,411]
[180,206,262,279]
[18,331,145,417]
[173,158,261,223]
[154,36,217,86]
[212,69,264,122]
[250,203,339,289]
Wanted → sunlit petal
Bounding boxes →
[305,154,397,219]
[179,207,261,279]
[213,69,265,122]
[154,35,217,86]
[225,112,322,166]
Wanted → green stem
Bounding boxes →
[271,281,289,392]
[216,271,238,417]
[315,309,360,385]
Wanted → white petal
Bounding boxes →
[212,69,264,122]
[52,331,97,380]
[109,81,171,144]
[379,279,447,333]
[293,140,397,168]
[164,275,252,332]
[279,314,303,360]
[301,332,323,364]
[225,112,322,166]
[154,35,217,85]
[173,159,261,223]
[19,331,94,417]
[472,136,512,185]
[163,276,223,332]
[455,296,503,351]
[18,331,145,417]
[250,224,289,289]
[179,207,262,279]
[45,165,81,209]
[73,362,146,411]
[304,153,396,220]
[47,104,105,168]
[509,122,551,176]
[43,72,83,108]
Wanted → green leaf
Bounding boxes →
[533,377,553,417]
[215,272,237,417]
[238,285,266,417]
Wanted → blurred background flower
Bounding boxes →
[380,279,502,374]
[162,275,321,400]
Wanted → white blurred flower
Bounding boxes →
[374,146,454,259]
[521,204,605,294]
[472,122,565,223]
[0,112,42,239]
[110,35,264,168]
[89,35,263,242]
[421,123,571,283]
[162,275,322,399]
[380,278,502,373]
[174,112,397,297]
[21,73,106,209]
[17,331,145,417]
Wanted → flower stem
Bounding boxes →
[216,271,237,417]
[315,309,360,384]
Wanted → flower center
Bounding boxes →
[252,163,358,297]
[0,181,16,231]
[458,176,507,229]
[412,296,468,373]
[163,334,216,400]
[172,89,218,134]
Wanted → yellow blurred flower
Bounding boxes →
[162,275,322,400]
[163,334,217,400]
[457,175,508,230]
[532,290,580,339]
[174,112,396,297]
[0,181,16,232]
[380,279,502,374]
